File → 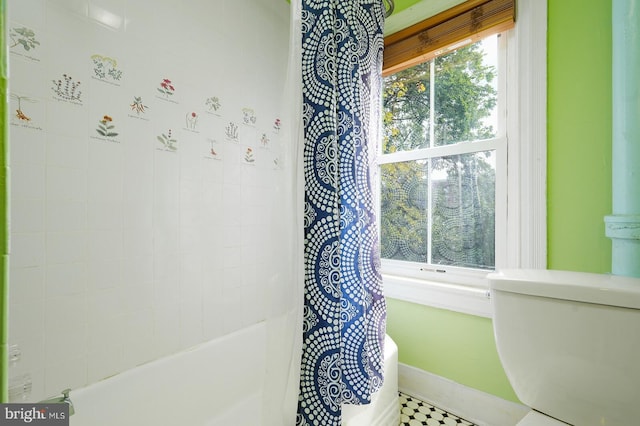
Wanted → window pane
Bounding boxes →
[434,36,498,146]
[380,150,496,270]
[431,151,496,270]
[382,62,430,154]
[380,160,429,262]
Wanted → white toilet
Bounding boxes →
[488,269,640,426]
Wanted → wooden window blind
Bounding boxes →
[383,0,515,76]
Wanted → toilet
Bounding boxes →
[488,269,640,426]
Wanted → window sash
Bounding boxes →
[382,0,547,312]
[378,33,507,279]
[378,136,505,165]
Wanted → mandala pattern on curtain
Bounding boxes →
[297,1,387,425]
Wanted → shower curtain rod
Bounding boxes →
[384,0,395,18]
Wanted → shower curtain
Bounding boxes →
[296,1,387,425]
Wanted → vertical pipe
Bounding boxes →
[606,0,640,277]
[0,0,9,402]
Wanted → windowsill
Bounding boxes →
[383,273,493,318]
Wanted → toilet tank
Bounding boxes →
[488,269,640,426]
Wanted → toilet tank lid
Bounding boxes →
[488,269,640,309]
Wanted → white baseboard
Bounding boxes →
[398,363,529,426]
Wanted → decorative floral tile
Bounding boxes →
[10,93,44,131]
[156,128,178,152]
[204,96,222,116]
[225,121,239,142]
[156,78,178,104]
[205,138,222,161]
[128,95,151,121]
[93,114,120,141]
[243,147,256,165]
[184,111,200,133]
[273,117,282,134]
[272,155,282,170]
[258,132,270,149]
[9,23,42,62]
[241,107,256,126]
[91,54,123,86]
[51,73,83,105]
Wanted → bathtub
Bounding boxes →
[342,334,400,426]
[68,321,398,425]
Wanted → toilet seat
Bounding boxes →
[517,411,570,426]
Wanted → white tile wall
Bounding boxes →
[8,0,291,401]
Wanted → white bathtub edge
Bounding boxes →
[69,322,269,426]
[342,335,399,426]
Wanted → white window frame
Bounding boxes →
[381,0,547,318]
[379,33,507,287]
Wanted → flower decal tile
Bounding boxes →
[225,122,239,142]
[157,129,178,152]
[259,133,270,149]
[91,54,123,85]
[244,147,255,165]
[11,94,35,123]
[242,108,256,126]
[9,24,42,62]
[96,115,118,138]
[130,96,149,114]
[52,73,83,104]
[158,78,175,98]
[91,114,121,143]
[10,25,40,51]
[205,96,222,115]
[184,111,199,132]
[10,93,43,131]
[206,138,222,160]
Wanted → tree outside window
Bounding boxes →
[380,37,499,271]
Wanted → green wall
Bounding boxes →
[1,0,9,402]
[392,0,424,14]
[386,0,614,405]
[547,0,612,273]
[387,299,520,402]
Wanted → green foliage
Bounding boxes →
[380,161,429,262]
[383,43,496,153]
[381,41,498,270]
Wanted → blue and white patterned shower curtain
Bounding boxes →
[297,1,386,425]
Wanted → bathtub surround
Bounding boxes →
[6,0,298,420]
[606,0,640,278]
[69,322,270,426]
[297,1,387,424]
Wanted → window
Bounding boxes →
[379,0,547,317]
[379,34,506,286]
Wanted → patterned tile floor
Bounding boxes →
[399,392,478,426]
